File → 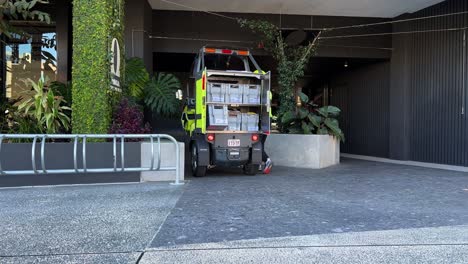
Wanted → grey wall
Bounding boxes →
[125,0,154,72]
[330,62,390,158]
[390,0,468,166]
[152,10,392,59]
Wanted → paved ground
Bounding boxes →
[0,183,184,264]
[1,159,468,263]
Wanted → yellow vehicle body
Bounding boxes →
[181,47,271,177]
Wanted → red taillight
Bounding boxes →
[222,49,232,54]
[202,74,206,90]
[251,134,259,142]
[207,134,215,142]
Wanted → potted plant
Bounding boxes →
[239,19,343,169]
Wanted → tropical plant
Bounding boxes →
[238,19,321,130]
[0,96,43,136]
[9,112,41,135]
[49,81,72,107]
[109,98,151,135]
[124,57,150,99]
[144,73,181,117]
[281,92,345,142]
[0,0,51,37]
[18,78,71,134]
[0,97,19,133]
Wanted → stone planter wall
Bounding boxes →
[264,134,340,169]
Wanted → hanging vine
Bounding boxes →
[238,19,321,131]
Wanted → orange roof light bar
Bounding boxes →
[204,47,216,53]
[237,50,250,56]
[204,47,250,56]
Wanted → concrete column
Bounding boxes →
[124,0,153,73]
[56,0,72,83]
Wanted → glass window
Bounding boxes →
[5,28,57,100]
[204,54,247,71]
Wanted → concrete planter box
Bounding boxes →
[140,142,185,182]
[265,134,340,169]
[0,142,141,187]
[0,140,185,187]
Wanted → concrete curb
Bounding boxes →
[341,153,468,172]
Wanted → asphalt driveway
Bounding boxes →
[1,159,468,263]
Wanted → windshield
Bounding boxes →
[204,54,247,71]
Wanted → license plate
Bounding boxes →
[228,139,241,147]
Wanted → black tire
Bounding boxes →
[243,164,259,176]
[191,143,207,177]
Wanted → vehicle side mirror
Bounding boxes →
[176,89,183,100]
[186,98,196,109]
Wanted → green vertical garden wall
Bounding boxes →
[72,0,125,134]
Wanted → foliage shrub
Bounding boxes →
[49,81,72,107]
[109,98,151,135]
[144,73,182,117]
[0,97,20,133]
[124,57,150,99]
[281,92,345,141]
[18,78,71,134]
[0,0,51,37]
[124,57,182,118]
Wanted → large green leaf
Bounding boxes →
[49,81,72,106]
[281,111,297,125]
[124,57,150,99]
[323,106,341,117]
[317,127,329,135]
[298,92,309,104]
[324,118,345,142]
[316,107,328,118]
[301,121,312,134]
[144,73,181,117]
[308,114,322,128]
[288,126,303,134]
[298,107,309,119]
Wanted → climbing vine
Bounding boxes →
[72,0,125,134]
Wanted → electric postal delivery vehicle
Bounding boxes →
[181,46,272,177]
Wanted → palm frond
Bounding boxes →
[144,73,181,117]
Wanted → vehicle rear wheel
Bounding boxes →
[243,163,259,176]
[191,143,207,177]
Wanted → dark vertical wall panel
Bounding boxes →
[391,0,468,166]
[330,62,390,158]
[389,24,411,161]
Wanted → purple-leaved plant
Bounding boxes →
[110,98,152,136]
